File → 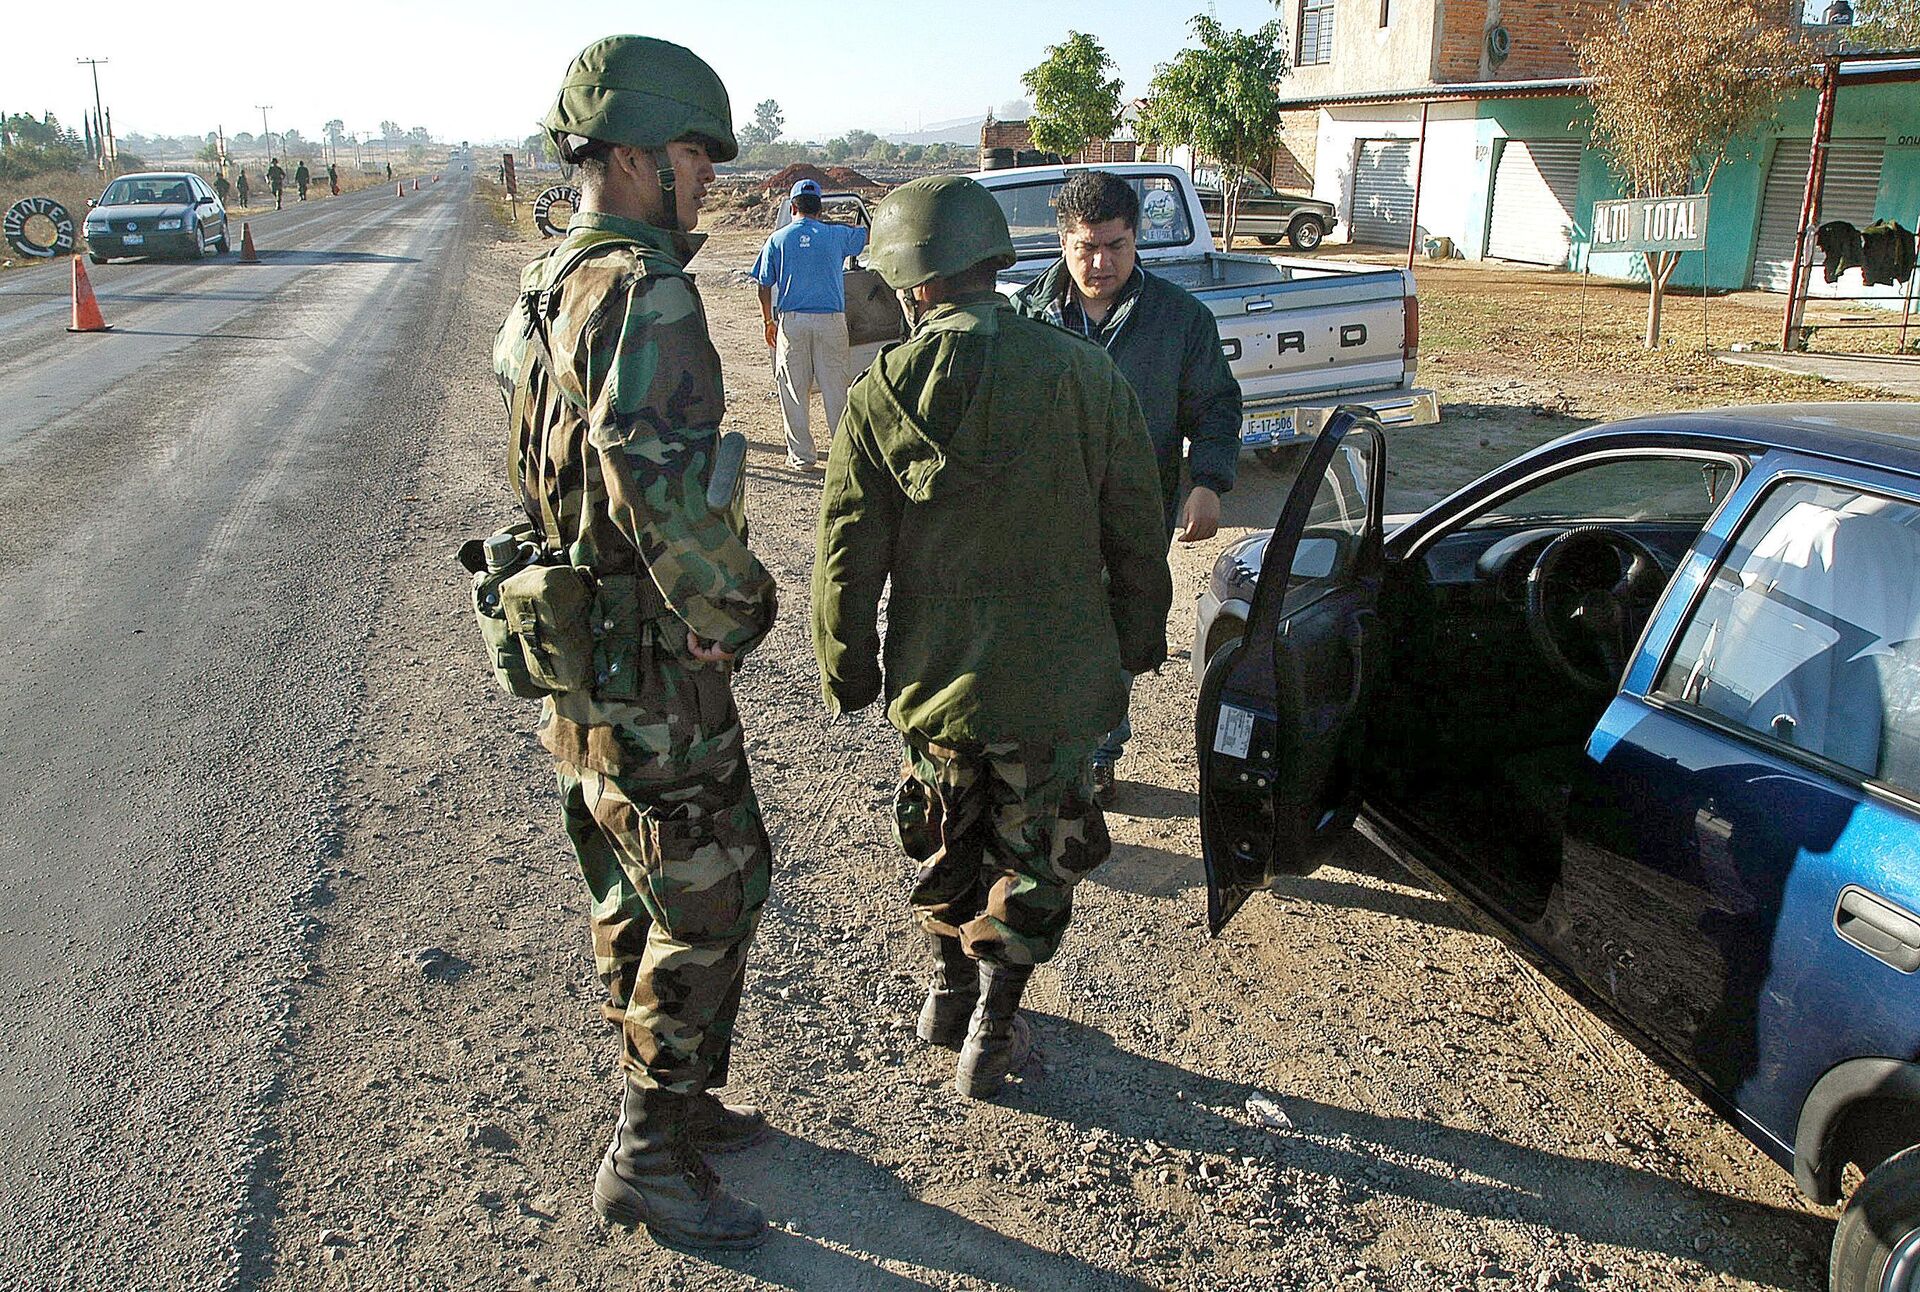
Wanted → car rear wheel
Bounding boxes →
[1256,235,1282,246]
[1832,1145,1920,1291]
[188,227,208,260]
[214,223,230,254]
[1287,218,1326,251]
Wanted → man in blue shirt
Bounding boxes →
[751,179,869,470]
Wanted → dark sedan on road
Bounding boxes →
[84,171,230,262]
[1197,404,1920,1289]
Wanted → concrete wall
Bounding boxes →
[1287,0,1442,98]
[1311,101,1480,249]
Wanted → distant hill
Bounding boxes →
[884,116,987,146]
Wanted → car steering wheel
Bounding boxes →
[1524,526,1667,693]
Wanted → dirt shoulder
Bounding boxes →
[254,203,1834,1291]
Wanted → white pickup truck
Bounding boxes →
[786,162,1439,453]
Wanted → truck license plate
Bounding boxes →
[1241,413,1294,447]
[123,234,143,245]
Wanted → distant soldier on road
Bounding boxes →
[213,172,231,206]
[294,160,311,202]
[235,169,250,207]
[266,158,285,210]
[491,34,776,1250]
[326,162,339,196]
[812,176,1172,1099]
[385,162,393,181]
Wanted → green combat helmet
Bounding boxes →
[542,35,738,230]
[867,175,1017,291]
[543,35,738,162]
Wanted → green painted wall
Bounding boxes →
[1471,84,1920,298]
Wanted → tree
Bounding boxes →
[824,136,852,162]
[407,126,430,142]
[739,99,784,148]
[324,119,346,150]
[379,120,402,141]
[843,128,878,159]
[1021,31,1125,160]
[870,139,901,164]
[1137,15,1290,252]
[233,131,255,148]
[1852,0,1920,48]
[1578,0,1811,347]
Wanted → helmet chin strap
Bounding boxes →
[647,147,679,232]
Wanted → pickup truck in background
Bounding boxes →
[976,163,1436,456]
[1195,174,1338,250]
[780,164,1438,456]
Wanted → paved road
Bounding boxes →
[0,175,479,1288]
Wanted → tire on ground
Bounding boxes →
[4,196,77,259]
[1288,217,1325,251]
[1831,1142,1920,1291]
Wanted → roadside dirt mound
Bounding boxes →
[824,165,882,191]
[761,163,837,192]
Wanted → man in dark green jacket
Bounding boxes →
[1010,170,1243,800]
[812,175,1171,1100]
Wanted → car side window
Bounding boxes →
[1655,478,1920,793]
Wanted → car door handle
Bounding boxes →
[1835,886,1920,973]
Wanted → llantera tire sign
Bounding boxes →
[1591,195,1709,254]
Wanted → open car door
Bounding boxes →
[1196,409,1387,934]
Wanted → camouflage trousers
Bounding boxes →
[895,735,1112,967]
[555,749,771,1094]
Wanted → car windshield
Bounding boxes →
[1467,456,1734,527]
[990,174,1196,255]
[101,178,191,206]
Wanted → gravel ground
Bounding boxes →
[247,205,1840,1291]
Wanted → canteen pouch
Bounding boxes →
[459,527,548,700]
[498,563,596,694]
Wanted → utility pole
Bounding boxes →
[256,105,273,160]
[76,57,107,172]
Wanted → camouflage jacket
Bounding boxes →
[493,211,777,776]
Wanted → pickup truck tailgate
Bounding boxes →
[1189,266,1412,404]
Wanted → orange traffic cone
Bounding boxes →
[239,222,259,263]
[411,178,420,192]
[67,257,112,333]
[396,182,405,197]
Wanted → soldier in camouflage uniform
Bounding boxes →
[812,176,1172,1099]
[492,35,776,1250]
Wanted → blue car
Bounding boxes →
[1197,404,1920,1290]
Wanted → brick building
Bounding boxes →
[1271,0,1920,306]
[979,106,1155,167]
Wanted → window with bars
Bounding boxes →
[1299,0,1335,64]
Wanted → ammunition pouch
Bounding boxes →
[458,526,667,703]
[499,562,595,693]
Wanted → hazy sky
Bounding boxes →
[9,0,1287,147]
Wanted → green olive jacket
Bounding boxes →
[811,294,1172,748]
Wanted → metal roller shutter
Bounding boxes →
[1750,138,1885,294]
[1486,139,1585,266]
[1349,139,1415,245]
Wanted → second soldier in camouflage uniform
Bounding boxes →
[493,35,775,1250]
[812,176,1172,1099]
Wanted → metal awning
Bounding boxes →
[1275,76,1589,111]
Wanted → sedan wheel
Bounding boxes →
[214,222,230,254]
[1832,1145,1920,1292]
[189,227,208,260]
[1288,218,1325,251]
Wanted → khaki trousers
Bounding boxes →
[773,310,850,466]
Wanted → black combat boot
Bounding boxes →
[954,961,1034,1099]
[916,930,980,1049]
[592,1079,767,1249]
[684,1089,770,1151]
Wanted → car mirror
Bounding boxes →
[86,198,96,208]
[197,196,215,206]
[1292,537,1338,580]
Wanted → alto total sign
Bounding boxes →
[1590,195,1711,254]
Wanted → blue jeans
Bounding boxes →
[1092,672,1135,769]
